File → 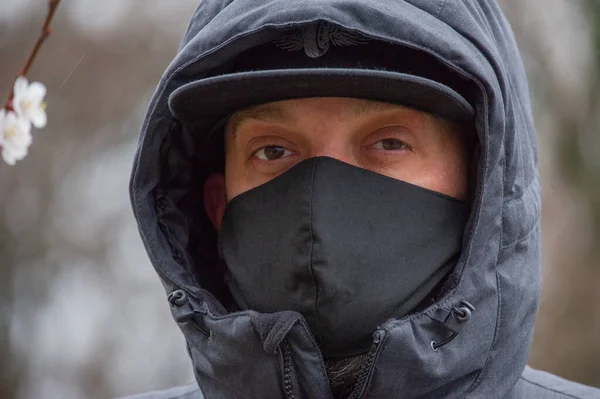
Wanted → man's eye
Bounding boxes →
[372,139,408,151]
[254,146,292,161]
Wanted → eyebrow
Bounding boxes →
[228,104,294,138]
[347,100,403,118]
[227,99,405,137]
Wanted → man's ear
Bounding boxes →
[204,173,227,232]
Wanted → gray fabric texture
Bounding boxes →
[128,0,600,398]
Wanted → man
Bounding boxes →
[128,0,600,398]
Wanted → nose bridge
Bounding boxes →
[309,137,356,166]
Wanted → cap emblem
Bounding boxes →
[274,22,369,58]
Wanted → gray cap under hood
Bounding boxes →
[130,0,552,397]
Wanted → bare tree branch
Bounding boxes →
[4,0,62,110]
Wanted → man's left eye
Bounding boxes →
[372,139,407,150]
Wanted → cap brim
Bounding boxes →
[169,68,474,132]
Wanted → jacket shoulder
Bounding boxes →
[117,383,204,399]
[512,366,600,399]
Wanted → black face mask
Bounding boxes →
[219,157,469,358]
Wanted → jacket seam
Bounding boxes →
[518,376,585,399]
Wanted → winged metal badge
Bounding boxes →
[274,22,369,58]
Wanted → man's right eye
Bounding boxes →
[253,146,292,161]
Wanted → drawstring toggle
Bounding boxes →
[430,300,475,351]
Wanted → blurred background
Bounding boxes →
[0,0,599,398]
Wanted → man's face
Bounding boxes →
[204,97,472,397]
[204,97,471,227]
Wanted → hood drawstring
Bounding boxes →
[430,301,475,351]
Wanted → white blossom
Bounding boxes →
[0,109,33,165]
[13,76,47,129]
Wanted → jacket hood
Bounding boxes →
[130,1,541,397]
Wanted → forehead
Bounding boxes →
[226,97,427,135]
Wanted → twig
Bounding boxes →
[4,0,62,110]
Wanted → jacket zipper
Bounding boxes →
[347,331,383,399]
[283,341,296,399]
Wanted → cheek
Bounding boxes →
[224,140,254,200]
[224,152,246,200]
[224,167,248,201]
[224,157,270,200]
[385,136,468,200]
[420,151,469,200]
[224,175,241,201]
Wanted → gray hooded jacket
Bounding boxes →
[128,0,600,398]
